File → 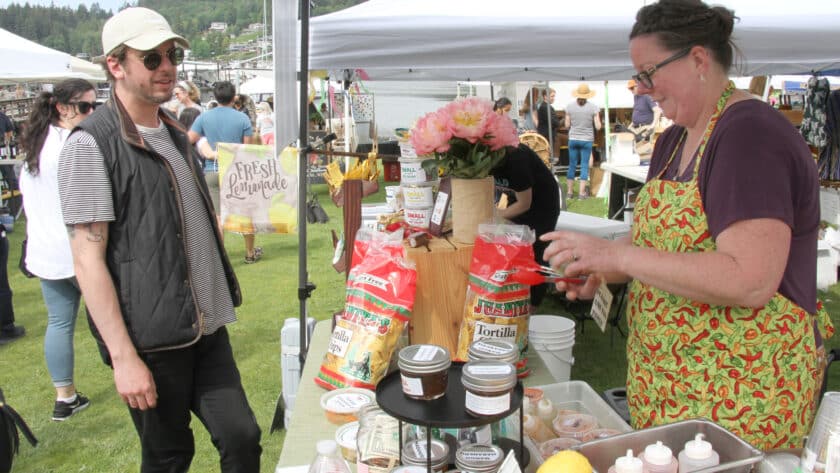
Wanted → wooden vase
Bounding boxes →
[450,176,495,244]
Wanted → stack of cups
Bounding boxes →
[399,156,437,231]
[801,392,840,473]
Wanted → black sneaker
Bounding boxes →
[0,325,25,345]
[52,393,90,421]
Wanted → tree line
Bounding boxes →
[0,0,363,60]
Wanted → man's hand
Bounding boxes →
[113,354,158,410]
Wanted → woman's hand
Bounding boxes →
[541,231,630,300]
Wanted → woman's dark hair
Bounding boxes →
[629,0,739,73]
[20,78,94,176]
[493,97,512,112]
[178,107,201,130]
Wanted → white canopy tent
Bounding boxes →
[0,28,105,84]
[310,0,840,82]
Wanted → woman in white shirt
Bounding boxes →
[256,101,275,145]
[19,78,94,421]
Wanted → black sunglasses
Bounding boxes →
[138,47,185,71]
[70,101,98,114]
[632,47,692,89]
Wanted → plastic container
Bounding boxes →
[536,398,557,426]
[404,206,433,230]
[454,443,505,473]
[678,434,720,473]
[397,344,451,401]
[401,438,450,473]
[320,387,375,425]
[539,437,582,460]
[307,439,351,473]
[639,441,678,473]
[582,428,622,443]
[524,414,556,443]
[399,157,434,183]
[401,182,436,208]
[460,361,517,417]
[552,413,597,440]
[335,421,359,463]
[608,449,644,473]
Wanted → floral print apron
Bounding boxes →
[626,83,834,450]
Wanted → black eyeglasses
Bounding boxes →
[632,47,692,89]
[138,47,185,71]
[71,101,98,114]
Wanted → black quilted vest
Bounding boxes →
[75,94,241,354]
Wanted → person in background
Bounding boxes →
[189,81,261,263]
[520,86,541,132]
[492,143,560,308]
[564,84,601,199]
[234,93,257,130]
[0,109,13,143]
[172,80,202,119]
[493,97,513,115]
[177,107,212,169]
[255,102,275,145]
[628,79,662,128]
[537,88,562,151]
[18,78,94,420]
[0,226,22,346]
[58,8,261,470]
[542,0,832,450]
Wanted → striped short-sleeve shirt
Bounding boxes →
[58,123,236,335]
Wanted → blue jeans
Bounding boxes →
[41,278,82,387]
[567,140,593,181]
[129,327,262,473]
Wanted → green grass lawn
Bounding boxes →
[2,179,840,472]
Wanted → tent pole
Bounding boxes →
[297,0,313,369]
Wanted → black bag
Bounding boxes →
[0,388,37,473]
[306,194,329,224]
[18,240,35,279]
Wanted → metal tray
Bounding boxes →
[574,418,764,473]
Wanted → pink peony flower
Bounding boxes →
[445,97,494,144]
[410,109,452,155]
[482,113,520,151]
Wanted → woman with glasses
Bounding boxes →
[542,0,832,449]
[172,80,202,119]
[19,78,97,421]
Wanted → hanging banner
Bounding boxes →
[216,143,299,234]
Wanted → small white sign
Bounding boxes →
[590,282,614,333]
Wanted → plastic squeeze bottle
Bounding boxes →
[638,441,678,473]
[677,434,720,473]
[307,440,351,473]
[523,413,556,443]
[537,398,557,425]
[608,449,644,473]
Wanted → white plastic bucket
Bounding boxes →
[528,315,576,382]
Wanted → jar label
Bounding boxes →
[460,449,501,462]
[465,390,510,415]
[412,345,439,362]
[326,392,372,412]
[473,341,510,355]
[401,374,424,396]
[467,364,513,376]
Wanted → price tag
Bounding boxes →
[590,281,613,333]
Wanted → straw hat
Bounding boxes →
[572,83,596,99]
[627,79,637,90]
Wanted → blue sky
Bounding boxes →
[0,0,130,12]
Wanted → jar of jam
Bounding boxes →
[461,361,517,417]
[454,443,505,473]
[398,344,451,400]
[401,438,450,473]
[467,339,518,365]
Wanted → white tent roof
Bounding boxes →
[310,0,840,81]
[0,28,105,84]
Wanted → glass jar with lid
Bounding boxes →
[455,443,505,473]
[466,340,518,365]
[461,361,517,417]
[398,344,451,400]
[356,404,401,473]
[401,438,450,473]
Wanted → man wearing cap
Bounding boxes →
[627,79,661,134]
[57,7,261,472]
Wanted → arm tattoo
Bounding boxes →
[84,223,105,243]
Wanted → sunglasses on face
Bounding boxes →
[138,47,185,71]
[632,47,692,89]
[71,101,98,114]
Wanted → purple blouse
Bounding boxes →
[647,99,819,313]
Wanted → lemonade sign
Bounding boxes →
[216,143,298,234]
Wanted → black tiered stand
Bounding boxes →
[375,363,528,472]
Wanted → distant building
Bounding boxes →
[247,23,264,32]
[76,52,90,60]
[209,22,228,32]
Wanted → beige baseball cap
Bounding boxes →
[101,7,189,55]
